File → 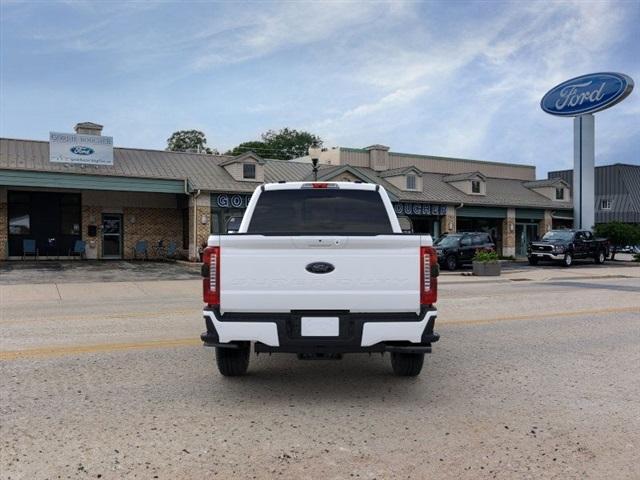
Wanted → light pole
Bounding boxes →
[308,143,321,181]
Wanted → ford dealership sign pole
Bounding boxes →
[541,72,633,230]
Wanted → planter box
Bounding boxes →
[472,261,501,276]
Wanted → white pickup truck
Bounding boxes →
[200,181,439,376]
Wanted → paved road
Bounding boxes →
[1,271,639,479]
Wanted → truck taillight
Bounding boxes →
[420,246,438,305]
[202,246,220,306]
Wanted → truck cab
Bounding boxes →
[200,182,439,376]
[528,229,609,267]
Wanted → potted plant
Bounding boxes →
[472,250,501,276]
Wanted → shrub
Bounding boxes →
[473,250,499,262]
[594,222,640,260]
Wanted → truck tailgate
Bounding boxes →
[218,235,422,313]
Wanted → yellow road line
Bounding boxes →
[0,338,200,361]
[1,305,639,361]
[441,305,640,326]
[0,309,198,324]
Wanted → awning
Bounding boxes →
[0,169,186,194]
[552,213,574,220]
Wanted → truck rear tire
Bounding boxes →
[390,352,424,376]
[216,343,250,376]
[445,255,457,271]
[595,250,606,264]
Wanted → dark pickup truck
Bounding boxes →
[528,230,609,267]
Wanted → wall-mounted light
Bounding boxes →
[509,222,514,232]
[201,214,208,225]
[130,215,136,224]
[448,221,453,230]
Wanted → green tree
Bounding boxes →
[166,130,217,154]
[225,141,269,157]
[594,222,640,260]
[226,128,322,160]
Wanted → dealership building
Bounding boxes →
[1,122,576,261]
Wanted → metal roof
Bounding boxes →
[378,166,423,178]
[523,178,567,188]
[443,171,486,182]
[1,137,572,210]
[549,164,640,222]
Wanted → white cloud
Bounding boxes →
[190,2,409,70]
[309,0,636,174]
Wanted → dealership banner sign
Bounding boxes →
[49,132,114,165]
[394,202,447,216]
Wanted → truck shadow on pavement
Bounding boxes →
[193,349,454,406]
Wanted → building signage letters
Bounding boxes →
[541,72,634,116]
[393,202,447,216]
[215,193,251,209]
[49,132,114,166]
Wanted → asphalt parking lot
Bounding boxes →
[1,261,639,479]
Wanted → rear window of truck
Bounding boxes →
[246,189,393,235]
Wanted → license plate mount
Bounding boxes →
[301,317,339,337]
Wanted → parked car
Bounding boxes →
[200,182,440,377]
[434,232,496,270]
[618,245,640,254]
[527,230,609,267]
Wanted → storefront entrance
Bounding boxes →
[8,190,81,257]
[102,213,123,259]
[516,223,539,257]
[411,217,441,237]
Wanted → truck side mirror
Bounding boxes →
[226,216,243,234]
[397,215,413,234]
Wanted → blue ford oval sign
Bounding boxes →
[70,145,95,155]
[541,72,633,116]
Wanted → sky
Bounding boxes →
[1,0,638,177]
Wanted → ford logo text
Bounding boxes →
[70,146,95,155]
[541,72,634,116]
[305,262,335,274]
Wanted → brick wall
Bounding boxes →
[188,206,211,261]
[441,205,457,233]
[539,210,553,237]
[502,208,516,257]
[81,205,103,259]
[123,207,182,260]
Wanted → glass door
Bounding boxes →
[516,223,539,257]
[102,214,123,259]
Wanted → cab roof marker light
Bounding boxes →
[301,182,339,189]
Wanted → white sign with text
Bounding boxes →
[49,132,114,165]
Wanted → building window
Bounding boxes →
[8,192,30,234]
[600,199,612,210]
[406,174,417,190]
[555,187,564,200]
[471,180,481,194]
[243,163,256,179]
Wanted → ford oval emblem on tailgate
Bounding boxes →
[306,262,334,274]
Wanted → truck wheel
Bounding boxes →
[390,352,424,376]
[595,251,606,264]
[528,256,539,266]
[445,255,457,271]
[216,343,250,376]
[562,253,573,267]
